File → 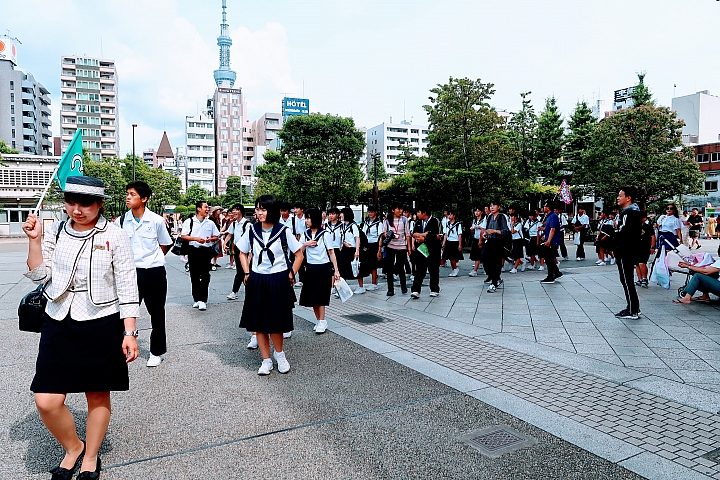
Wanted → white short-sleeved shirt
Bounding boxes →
[291,214,308,238]
[278,215,293,230]
[445,222,463,242]
[575,213,590,227]
[560,213,568,227]
[657,215,684,233]
[511,221,523,240]
[237,224,302,274]
[527,218,540,237]
[341,222,360,247]
[325,222,343,249]
[441,216,449,235]
[115,209,173,268]
[303,229,332,264]
[182,216,220,248]
[228,218,251,246]
[471,218,483,239]
[362,219,385,243]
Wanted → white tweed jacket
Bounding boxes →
[25,216,140,321]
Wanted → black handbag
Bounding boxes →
[18,284,47,333]
[171,217,193,256]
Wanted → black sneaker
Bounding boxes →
[635,280,642,286]
[555,272,563,279]
[615,309,630,318]
[401,288,408,295]
[483,276,492,284]
[540,277,555,284]
[386,291,395,296]
[617,311,640,320]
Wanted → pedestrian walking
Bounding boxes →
[180,201,220,311]
[238,195,304,375]
[410,203,441,298]
[226,205,250,301]
[655,204,683,249]
[355,205,384,293]
[115,181,174,368]
[573,207,590,261]
[509,212,526,273]
[688,207,704,249]
[383,201,412,296]
[613,186,643,319]
[299,208,340,334]
[338,207,361,282]
[22,176,140,480]
[634,211,656,289]
[468,207,485,276]
[482,199,511,292]
[441,209,464,277]
[539,202,563,284]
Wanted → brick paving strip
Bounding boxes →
[293,299,720,480]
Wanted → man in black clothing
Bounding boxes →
[410,204,441,298]
[687,207,704,250]
[613,186,643,319]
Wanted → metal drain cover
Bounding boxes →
[702,447,720,463]
[461,425,536,458]
[344,313,386,324]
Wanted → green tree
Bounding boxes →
[576,104,704,206]
[630,72,653,107]
[223,176,250,207]
[507,92,537,180]
[366,153,389,181]
[564,101,598,185]
[183,184,209,206]
[82,156,128,217]
[533,96,564,183]
[416,76,518,213]
[254,150,287,199]
[395,145,417,174]
[0,140,18,164]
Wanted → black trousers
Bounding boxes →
[540,244,560,278]
[559,237,568,258]
[576,236,586,259]
[482,241,503,286]
[385,248,407,292]
[616,256,640,314]
[188,246,212,303]
[137,266,168,356]
[231,250,246,294]
[412,253,439,293]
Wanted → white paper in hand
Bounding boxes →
[335,277,354,303]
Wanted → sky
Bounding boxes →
[4,0,720,156]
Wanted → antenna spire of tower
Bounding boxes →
[213,0,236,87]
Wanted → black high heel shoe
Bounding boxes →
[49,440,85,480]
[76,456,101,480]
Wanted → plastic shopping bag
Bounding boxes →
[334,277,354,303]
[351,258,360,278]
[573,234,581,246]
[650,246,671,290]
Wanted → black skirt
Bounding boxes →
[240,271,295,334]
[442,241,464,260]
[300,262,333,307]
[470,238,483,261]
[511,239,525,260]
[359,242,380,277]
[338,247,357,280]
[32,312,128,393]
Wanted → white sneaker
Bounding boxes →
[366,284,378,291]
[410,275,415,281]
[225,264,234,269]
[274,351,290,373]
[198,301,207,311]
[595,260,602,265]
[247,335,258,349]
[487,284,497,293]
[520,262,526,272]
[283,331,292,339]
[258,358,273,375]
[449,269,459,277]
[294,281,303,288]
[315,320,328,334]
[610,258,616,265]
[510,268,517,274]
[538,266,545,271]
[192,301,200,308]
[576,257,582,261]
[526,264,535,270]
[354,287,367,294]
[597,261,606,266]
[227,292,238,300]
[468,270,478,277]
[429,291,439,297]
[410,291,420,299]
[146,354,163,367]
[231,264,236,269]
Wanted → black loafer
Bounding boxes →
[50,441,85,480]
[76,456,101,480]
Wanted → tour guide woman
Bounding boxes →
[22,176,140,480]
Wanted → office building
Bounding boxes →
[366,121,429,175]
[0,36,52,155]
[252,112,282,151]
[182,110,216,193]
[60,55,118,159]
[672,91,720,146]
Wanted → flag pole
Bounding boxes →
[32,165,59,216]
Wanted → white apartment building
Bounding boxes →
[672,91,720,145]
[366,121,429,175]
[252,112,282,151]
[183,111,216,194]
[60,56,118,159]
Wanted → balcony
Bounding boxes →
[60,73,75,82]
[100,101,115,108]
[101,123,116,130]
[99,76,115,85]
[60,86,76,94]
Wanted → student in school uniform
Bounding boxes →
[279,202,293,230]
[338,207,361,282]
[483,199,511,292]
[441,209,464,277]
[403,205,415,278]
[382,201,412,295]
[410,203,441,298]
[299,208,340,334]
[440,206,450,267]
[509,212,526,273]
[180,201,220,311]
[238,195,304,375]
[226,205,250,301]
[290,202,308,287]
[524,210,541,270]
[325,207,344,294]
[115,181,174,368]
[355,205,384,294]
[468,207,485,277]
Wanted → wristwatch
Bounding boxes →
[123,330,139,337]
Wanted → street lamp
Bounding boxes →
[132,123,138,180]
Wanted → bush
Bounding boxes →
[174,205,188,215]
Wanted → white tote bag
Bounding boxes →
[334,277,354,303]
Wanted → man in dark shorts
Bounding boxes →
[634,211,656,289]
[688,207,704,250]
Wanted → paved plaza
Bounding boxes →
[3,238,720,479]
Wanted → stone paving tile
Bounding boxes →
[326,299,720,478]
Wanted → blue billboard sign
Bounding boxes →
[282,97,310,116]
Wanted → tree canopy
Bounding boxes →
[533,96,564,183]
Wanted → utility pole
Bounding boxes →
[132,123,137,180]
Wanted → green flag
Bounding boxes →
[56,129,84,189]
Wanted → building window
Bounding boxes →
[11,117,15,126]
[706,181,718,192]
[10,105,14,114]
[11,129,15,138]
[10,92,14,102]
[697,154,710,163]
[712,152,720,163]
[244,165,251,171]
[9,80,13,90]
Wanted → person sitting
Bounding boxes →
[672,259,720,304]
